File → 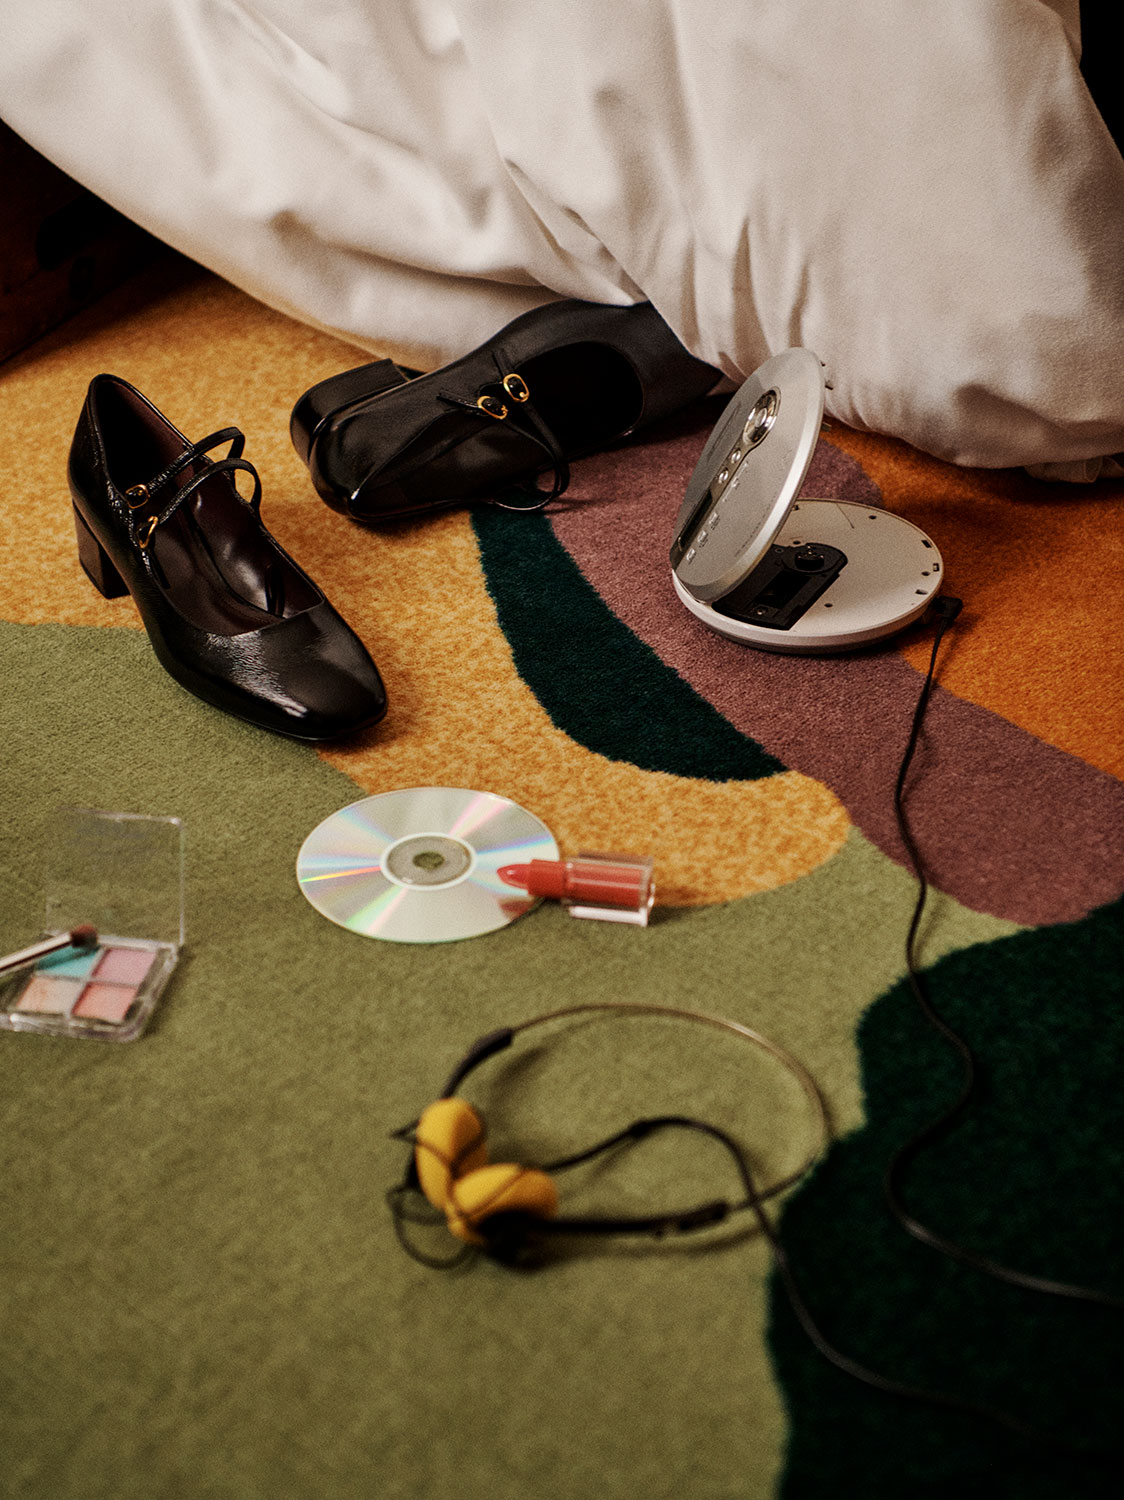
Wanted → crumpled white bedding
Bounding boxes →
[3,0,1122,475]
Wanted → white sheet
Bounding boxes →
[3,0,1122,473]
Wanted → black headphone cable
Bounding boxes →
[884,598,1124,1310]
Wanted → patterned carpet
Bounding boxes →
[1,262,1122,1499]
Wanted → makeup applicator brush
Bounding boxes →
[0,925,98,975]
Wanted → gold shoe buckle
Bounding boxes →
[477,394,508,420]
[502,374,530,403]
[136,514,159,550]
[124,483,151,509]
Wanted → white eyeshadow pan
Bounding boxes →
[15,974,85,1015]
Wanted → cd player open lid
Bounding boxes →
[670,347,825,603]
[669,348,944,654]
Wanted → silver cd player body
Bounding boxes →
[669,349,943,653]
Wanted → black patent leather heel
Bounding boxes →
[290,358,410,465]
[72,501,128,598]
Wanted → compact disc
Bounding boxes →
[296,787,558,943]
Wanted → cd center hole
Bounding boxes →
[413,851,446,871]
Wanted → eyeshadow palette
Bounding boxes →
[0,936,179,1041]
[0,807,185,1044]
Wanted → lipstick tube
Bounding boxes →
[498,853,655,926]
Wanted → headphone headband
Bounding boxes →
[393,1001,829,1263]
[438,1025,516,1098]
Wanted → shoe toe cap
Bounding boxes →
[271,650,388,741]
[177,605,388,741]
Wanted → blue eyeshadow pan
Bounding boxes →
[38,944,102,979]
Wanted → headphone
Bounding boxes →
[387,1001,829,1266]
[384,608,1124,1460]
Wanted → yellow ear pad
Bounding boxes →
[414,1098,489,1210]
[445,1163,560,1245]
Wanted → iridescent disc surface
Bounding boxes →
[295,787,558,943]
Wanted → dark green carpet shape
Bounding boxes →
[769,896,1124,1497]
[472,506,784,780]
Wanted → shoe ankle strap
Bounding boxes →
[437,351,571,510]
[125,427,245,501]
[121,428,262,551]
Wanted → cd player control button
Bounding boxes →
[697,530,709,546]
[686,547,696,562]
[708,511,720,527]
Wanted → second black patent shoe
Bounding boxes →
[290,299,721,521]
[69,376,388,740]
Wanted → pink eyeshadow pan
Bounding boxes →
[73,982,138,1023]
[94,946,156,985]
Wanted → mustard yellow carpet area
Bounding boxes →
[0,261,847,906]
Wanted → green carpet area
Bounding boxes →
[770,898,1124,1497]
[0,619,1020,1500]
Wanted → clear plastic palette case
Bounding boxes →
[0,808,184,1042]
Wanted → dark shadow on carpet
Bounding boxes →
[769,895,1124,1496]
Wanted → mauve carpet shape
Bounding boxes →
[0,265,1121,1500]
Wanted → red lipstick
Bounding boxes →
[498,855,655,925]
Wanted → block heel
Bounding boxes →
[289,358,410,466]
[72,502,128,598]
